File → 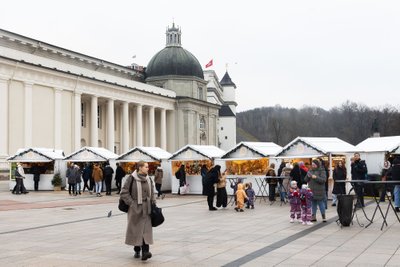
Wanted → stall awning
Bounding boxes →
[275,137,357,158]
[64,147,118,162]
[356,136,400,153]
[221,142,282,159]
[7,148,65,162]
[169,145,225,161]
[116,146,172,162]
[273,154,323,159]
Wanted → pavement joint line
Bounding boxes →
[0,199,204,235]
[222,200,376,267]
[221,217,339,267]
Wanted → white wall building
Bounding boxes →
[0,24,238,170]
[204,70,237,151]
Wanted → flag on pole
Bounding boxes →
[205,59,213,68]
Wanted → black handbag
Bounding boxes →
[151,203,165,227]
[118,177,134,213]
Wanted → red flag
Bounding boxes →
[205,59,213,68]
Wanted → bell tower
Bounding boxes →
[165,22,182,47]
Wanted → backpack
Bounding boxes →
[337,195,353,227]
[175,170,181,180]
[14,169,21,178]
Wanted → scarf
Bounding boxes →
[132,170,152,216]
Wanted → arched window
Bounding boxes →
[199,116,206,130]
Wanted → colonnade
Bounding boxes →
[0,77,174,160]
[81,94,171,153]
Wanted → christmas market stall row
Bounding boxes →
[7,148,66,190]
[168,145,225,194]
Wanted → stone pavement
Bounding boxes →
[0,180,399,267]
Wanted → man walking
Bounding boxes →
[115,163,126,194]
[351,152,368,208]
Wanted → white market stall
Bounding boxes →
[7,148,66,190]
[169,145,225,194]
[356,136,400,174]
[116,147,172,191]
[63,147,119,189]
[274,137,357,197]
[221,142,282,196]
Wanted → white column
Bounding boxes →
[74,92,81,150]
[0,78,8,157]
[136,104,143,146]
[54,88,62,149]
[149,106,155,147]
[24,82,33,147]
[167,110,176,152]
[90,95,98,147]
[160,108,167,150]
[122,102,129,153]
[107,99,115,152]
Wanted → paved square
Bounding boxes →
[0,181,399,266]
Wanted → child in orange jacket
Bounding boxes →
[235,183,248,212]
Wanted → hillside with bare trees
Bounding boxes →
[236,101,400,146]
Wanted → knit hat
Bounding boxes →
[290,180,297,188]
[302,184,308,190]
[312,159,320,168]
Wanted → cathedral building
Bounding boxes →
[0,24,237,169]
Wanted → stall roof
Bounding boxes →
[64,147,118,162]
[169,145,225,161]
[275,137,357,158]
[7,148,64,162]
[356,136,400,153]
[221,142,282,159]
[116,147,172,162]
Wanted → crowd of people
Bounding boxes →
[179,152,400,227]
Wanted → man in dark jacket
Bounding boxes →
[351,152,368,207]
[115,163,126,194]
[30,164,42,191]
[82,164,92,193]
[204,165,221,210]
[103,163,114,195]
[176,165,186,195]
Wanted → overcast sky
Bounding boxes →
[1,0,400,112]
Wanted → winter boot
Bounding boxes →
[322,214,327,222]
[311,214,317,222]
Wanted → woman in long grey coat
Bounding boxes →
[304,159,327,222]
[120,161,155,261]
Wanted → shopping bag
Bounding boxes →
[151,203,165,227]
[179,184,190,194]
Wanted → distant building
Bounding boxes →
[0,23,237,168]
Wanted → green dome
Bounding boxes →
[146,46,204,79]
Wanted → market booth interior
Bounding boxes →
[274,137,357,198]
[116,146,172,191]
[221,142,282,198]
[169,145,225,194]
[63,147,118,190]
